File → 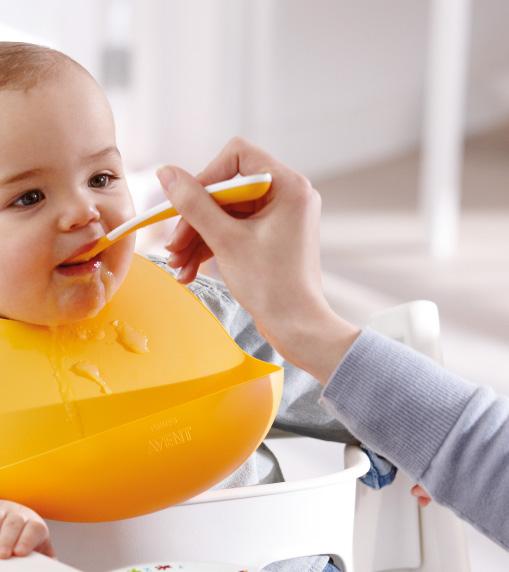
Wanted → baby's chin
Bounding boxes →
[49,293,110,325]
[49,268,122,326]
[1,246,135,326]
[0,285,112,326]
[47,243,134,326]
[0,294,111,326]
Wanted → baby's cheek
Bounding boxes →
[1,242,46,286]
[109,189,135,228]
[0,249,52,320]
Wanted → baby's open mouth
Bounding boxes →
[56,255,102,276]
[62,239,101,265]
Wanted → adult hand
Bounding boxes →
[157,138,359,383]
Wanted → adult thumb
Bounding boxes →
[157,165,233,247]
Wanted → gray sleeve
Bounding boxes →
[320,327,509,549]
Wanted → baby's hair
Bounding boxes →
[0,42,89,91]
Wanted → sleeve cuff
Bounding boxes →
[318,328,476,479]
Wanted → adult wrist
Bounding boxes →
[262,301,361,384]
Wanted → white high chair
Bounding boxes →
[3,445,369,572]
[4,300,470,572]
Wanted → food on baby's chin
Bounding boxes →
[51,263,118,325]
[70,361,112,395]
[112,319,149,354]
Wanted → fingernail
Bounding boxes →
[157,167,176,188]
[175,267,183,281]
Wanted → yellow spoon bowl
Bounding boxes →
[0,255,283,522]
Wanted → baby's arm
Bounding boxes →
[0,500,54,559]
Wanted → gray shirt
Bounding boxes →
[320,327,509,551]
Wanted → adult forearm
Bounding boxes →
[320,328,509,549]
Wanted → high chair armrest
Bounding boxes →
[0,553,81,571]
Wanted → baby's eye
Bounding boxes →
[12,190,45,208]
[89,173,117,189]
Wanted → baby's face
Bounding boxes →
[0,67,135,325]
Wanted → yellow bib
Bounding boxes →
[0,254,283,522]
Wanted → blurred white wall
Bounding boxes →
[1,0,509,178]
[0,0,102,72]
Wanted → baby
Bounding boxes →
[0,42,396,571]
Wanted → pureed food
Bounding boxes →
[49,321,149,434]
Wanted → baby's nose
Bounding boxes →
[58,198,101,232]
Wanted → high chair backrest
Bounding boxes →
[355,300,470,572]
[368,299,442,362]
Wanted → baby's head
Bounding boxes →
[0,42,135,326]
